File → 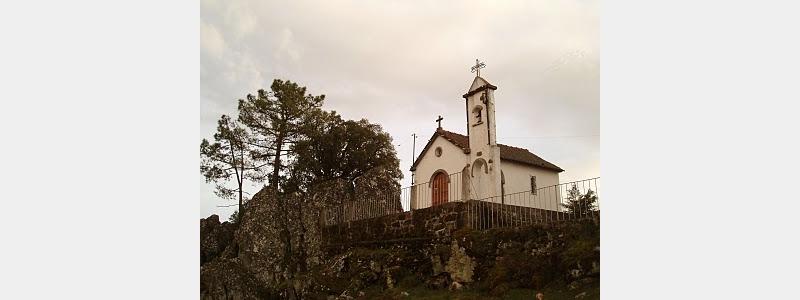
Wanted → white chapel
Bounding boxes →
[409,68,563,210]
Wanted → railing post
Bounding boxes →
[317,177,598,228]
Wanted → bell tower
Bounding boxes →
[463,59,503,201]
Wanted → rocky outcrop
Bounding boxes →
[307,246,420,299]
[200,189,600,299]
[200,215,236,265]
[454,222,600,294]
[307,221,599,298]
[233,191,285,289]
[200,259,278,300]
[232,188,330,297]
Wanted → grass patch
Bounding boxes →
[364,281,599,300]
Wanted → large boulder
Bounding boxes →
[200,215,236,265]
[234,190,283,287]
[445,242,475,283]
[315,247,416,297]
[200,259,278,300]
[234,188,327,296]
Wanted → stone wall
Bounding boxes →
[312,201,600,298]
[321,201,470,246]
[200,196,600,299]
[320,200,588,245]
[313,220,600,298]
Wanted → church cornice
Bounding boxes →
[462,83,497,99]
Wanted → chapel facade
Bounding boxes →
[409,74,564,210]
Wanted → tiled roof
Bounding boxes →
[410,129,564,172]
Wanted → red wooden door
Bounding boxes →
[432,172,449,206]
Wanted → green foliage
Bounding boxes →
[200,115,262,214]
[203,78,402,205]
[562,221,600,272]
[237,79,325,190]
[234,80,327,299]
[228,210,239,224]
[363,282,599,299]
[203,79,405,299]
[561,185,598,217]
[290,110,402,205]
[562,239,595,267]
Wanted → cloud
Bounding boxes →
[275,28,301,62]
[200,21,226,60]
[200,0,599,219]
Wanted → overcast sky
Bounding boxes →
[200,0,599,219]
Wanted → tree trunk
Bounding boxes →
[297,199,307,274]
[238,184,244,220]
[271,133,297,300]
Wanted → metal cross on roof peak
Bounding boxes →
[471,59,486,76]
[436,115,443,129]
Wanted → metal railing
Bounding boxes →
[405,172,465,210]
[319,172,464,225]
[320,176,600,228]
[466,177,600,230]
[320,189,405,226]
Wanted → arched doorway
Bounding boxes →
[471,158,488,200]
[431,172,449,206]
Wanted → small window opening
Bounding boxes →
[472,106,483,125]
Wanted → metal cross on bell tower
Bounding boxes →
[471,59,486,76]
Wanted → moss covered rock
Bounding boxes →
[445,242,475,283]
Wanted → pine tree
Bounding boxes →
[236,80,324,300]
[237,79,325,192]
[200,115,262,219]
[562,184,598,218]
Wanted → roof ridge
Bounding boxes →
[410,128,563,172]
[439,130,530,150]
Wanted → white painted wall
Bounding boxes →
[410,137,564,211]
[410,135,470,208]
[409,76,563,211]
[500,160,562,211]
[465,79,503,201]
